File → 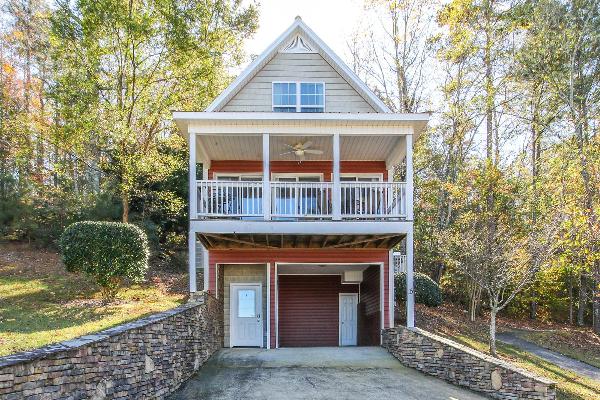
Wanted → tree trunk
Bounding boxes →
[469,284,481,322]
[122,194,129,223]
[568,270,574,325]
[578,274,586,326]
[489,307,498,357]
[593,264,600,333]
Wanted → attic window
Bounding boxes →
[273,82,324,113]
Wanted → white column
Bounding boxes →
[189,132,197,220]
[188,132,197,293]
[262,134,271,221]
[188,230,197,293]
[406,229,415,328]
[202,245,209,291]
[406,134,414,220]
[332,133,341,220]
[389,249,395,328]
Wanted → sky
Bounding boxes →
[241,0,365,68]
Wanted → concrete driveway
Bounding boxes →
[168,347,487,400]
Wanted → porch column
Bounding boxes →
[263,133,271,220]
[188,230,197,293]
[189,131,197,293]
[406,134,414,220]
[406,229,415,327]
[189,132,197,220]
[332,133,341,220]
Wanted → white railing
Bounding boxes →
[271,181,332,218]
[196,180,407,220]
[393,253,407,274]
[197,180,263,217]
[340,182,406,218]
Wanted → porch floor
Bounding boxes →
[168,347,487,400]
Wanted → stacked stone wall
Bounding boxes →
[383,326,556,400]
[0,293,222,399]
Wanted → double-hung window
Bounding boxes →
[273,82,324,112]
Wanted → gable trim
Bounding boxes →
[206,17,391,113]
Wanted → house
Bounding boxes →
[173,17,427,349]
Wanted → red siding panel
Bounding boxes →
[278,275,358,347]
[209,160,388,180]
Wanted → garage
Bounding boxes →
[277,265,381,347]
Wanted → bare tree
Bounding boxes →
[348,0,437,112]
[455,217,558,356]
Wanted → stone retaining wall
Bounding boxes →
[382,326,556,400]
[0,292,222,399]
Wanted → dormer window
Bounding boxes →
[273,82,324,113]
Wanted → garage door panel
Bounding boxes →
[278,275,358,347]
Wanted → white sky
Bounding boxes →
[242,0,365,67]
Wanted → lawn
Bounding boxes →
[0,242,187,357]
[411,303,600,400]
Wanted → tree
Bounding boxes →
[49,0,258,222]
[348,0,437,112]
[448,163,557,355]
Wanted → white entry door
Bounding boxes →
[230,284,262,347]
[339,293,358,346]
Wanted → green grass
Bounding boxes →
[441,333,600,400]
[0,245,186,356]
[517,331,600,369]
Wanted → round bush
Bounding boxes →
[59,221,150,299]
[395,272,442,307]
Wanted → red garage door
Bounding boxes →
[278,275,358,347]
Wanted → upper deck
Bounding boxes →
[174,112,424,238]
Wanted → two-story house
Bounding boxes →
[173,17,426,349]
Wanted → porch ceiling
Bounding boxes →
[197,233,405,250]
[197,134,403,162]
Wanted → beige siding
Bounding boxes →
[223,264,267,348]
[221,53,376,113]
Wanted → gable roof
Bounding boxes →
[205,16,391,113]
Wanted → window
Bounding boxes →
[237,289,256,318]
[300,83,324,112]
[273,82,297,112]
[272,82,324,112]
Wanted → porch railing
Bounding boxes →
[197,180,263,217]
[271,181,332,218]
[393,253,407,274]
[340,182,406,218]
[196,180,407,220]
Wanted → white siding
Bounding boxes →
[221,53,376,113]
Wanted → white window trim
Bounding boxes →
[214,173,262,180]
[339,173,384,182]
[271,172,324,181]
[272,81,326,112]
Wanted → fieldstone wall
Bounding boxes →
[382,326,556,400]
[0,292,222,400]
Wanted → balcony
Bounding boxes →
[195,180,407,220]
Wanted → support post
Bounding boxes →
[406,134,414,220]
[262,134,271,220]
[189,132,197,220]
[188,132,197,294]
[332,133,341,220]
[406,229,415,328]
[189,230,197,293]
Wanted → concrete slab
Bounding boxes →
[169,347,488,400]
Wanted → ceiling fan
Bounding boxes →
[280,141,324,161]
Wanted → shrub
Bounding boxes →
[395,272,442,307]
[59,221,150,299]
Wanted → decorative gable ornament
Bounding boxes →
[280,35,315,53]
